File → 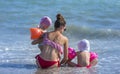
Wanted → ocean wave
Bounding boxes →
[2,24,120,39]
[65,25,120,39]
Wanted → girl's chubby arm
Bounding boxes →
[31,37,43,45]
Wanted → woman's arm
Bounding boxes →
[60,38,68,64]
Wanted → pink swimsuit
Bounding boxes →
[35,33,62,68]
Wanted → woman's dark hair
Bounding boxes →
[54,14,66,29]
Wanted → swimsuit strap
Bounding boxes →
[42,33,63,54]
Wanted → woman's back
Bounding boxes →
[40,31,67,61]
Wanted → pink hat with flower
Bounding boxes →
[38,16,52,29]
[77,39,90,52]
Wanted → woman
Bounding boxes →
[32,14,68,69]
[67,39,98,68]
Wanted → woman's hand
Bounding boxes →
[60,57,68,65]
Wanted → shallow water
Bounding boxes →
[0,67,98,74]
[0,0,120,74]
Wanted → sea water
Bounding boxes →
[0,0,120,74]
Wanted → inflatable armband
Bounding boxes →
[30,28,44,40]
[68,47,77,60]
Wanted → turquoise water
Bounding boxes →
[0,0,120,74]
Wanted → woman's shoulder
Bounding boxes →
[63,35,68,41]
[59,34,68,43]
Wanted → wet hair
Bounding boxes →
[54,14,66,29]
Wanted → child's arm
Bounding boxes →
[31,37,43,45]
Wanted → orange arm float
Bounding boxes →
[30,28,44,40]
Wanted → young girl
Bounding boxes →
[37,16,52,32]
[67,39,98,68]
[31,16,52,52]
